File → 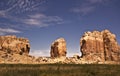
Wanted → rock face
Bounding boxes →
[0,35,30,55]
[80,29,120,62]
[50,38,67,58]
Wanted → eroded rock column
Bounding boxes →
[50,38,67,58]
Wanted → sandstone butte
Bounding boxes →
[0,35,31,63]
[0,35,30,55]
[50,38,67,58]
[80,29,120,63]
[0,29,120,64]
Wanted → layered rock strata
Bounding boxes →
[80,30,120,62]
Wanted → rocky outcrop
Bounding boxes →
[0,35,30,55]
[80,29,120,62]
[50,38,67,58]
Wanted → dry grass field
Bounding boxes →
[0,64,120,76]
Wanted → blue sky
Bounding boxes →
[0,0,120,57]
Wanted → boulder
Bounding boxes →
[50,38,67,58]
[80,29,120,62]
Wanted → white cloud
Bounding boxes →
[87,0,109,4]
[0,28,21,35]
[29,13,63,22]
[71,6,95,15]
[45,16,63,22]
[23,18,48,27]
[29,49,50,57]
[28,13,46,19]
[67,52,82,57]
[0,0,63,29]
[29,49,82,57]
[0,0,47,19]
[0,0,46,14]
[71,0,110,15]
[24,19,41,25]
[0,11,6,17]
[0,12,63,28]
[23,13,63,27]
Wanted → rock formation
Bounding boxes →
[80,29,120,62]
[0,35,30,55]
[0,35,31,63]
[50,38,67,58]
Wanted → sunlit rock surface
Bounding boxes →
[80,29,120,62]
[50,38,67,58]
[0,35,30,55]
[0,35,31,63]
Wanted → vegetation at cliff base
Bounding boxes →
[0,64,119,76]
